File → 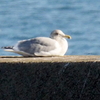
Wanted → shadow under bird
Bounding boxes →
[1,30,71,57]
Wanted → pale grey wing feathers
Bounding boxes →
[17,37,57,54]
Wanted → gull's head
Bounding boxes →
[50,30,72,40]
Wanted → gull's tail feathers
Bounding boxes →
[1,46,33,56]
[1,46,14,52]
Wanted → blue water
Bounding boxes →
[0,0,100,56]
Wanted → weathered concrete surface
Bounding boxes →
[0,56,100,100]
[0,55,100,63]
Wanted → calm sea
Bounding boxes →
[0,0,100,56]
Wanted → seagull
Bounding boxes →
[1,30,71,57]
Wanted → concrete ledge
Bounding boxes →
[0,55,100,63]
[0,56,100,100]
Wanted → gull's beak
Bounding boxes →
[63,35,72,39]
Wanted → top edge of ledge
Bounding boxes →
[0,55,100,63]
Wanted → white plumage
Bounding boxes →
[1,30,71,56]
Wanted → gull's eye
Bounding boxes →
[55,33,58,35]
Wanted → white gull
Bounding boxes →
[2,30,71,56]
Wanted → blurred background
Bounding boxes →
[0,0,100,56]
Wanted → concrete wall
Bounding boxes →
[0,56,100,100]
